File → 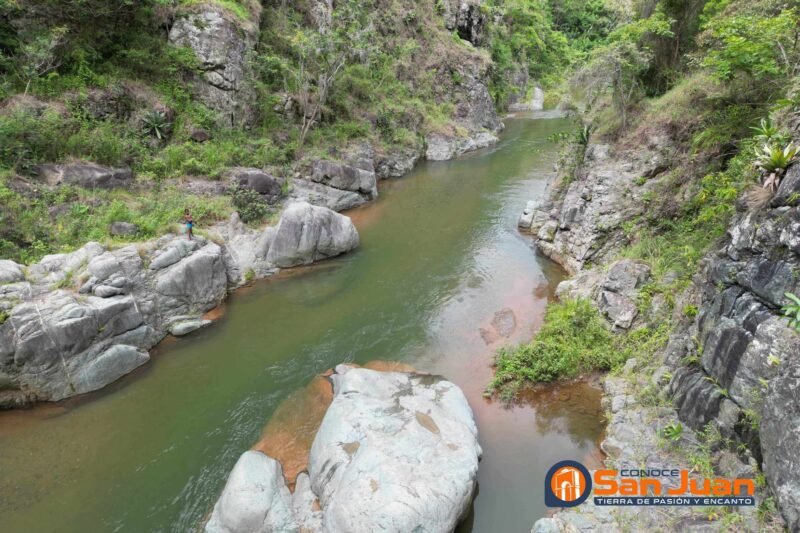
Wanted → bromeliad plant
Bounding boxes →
[750,118,784,144]
[755,143,798,191]
[783,292,800,332]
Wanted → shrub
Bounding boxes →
[488,299,617,400]
[488,298,671,401]
[230,186,269,224]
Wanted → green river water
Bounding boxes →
[0,112,604,533]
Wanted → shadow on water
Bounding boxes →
[0,112,605,533]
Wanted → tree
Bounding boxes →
[17,26,67,94]
[288,0,373,147]
[574,10,673,128]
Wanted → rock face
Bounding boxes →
[442,0,486,45]
[533,129,800,528]
[109,222,139,236]
[508,86,544,112]
[555,259,650,330]
[426,131,498,161]
[265,202,359,268]
[34,162,133,189]
[662,166,800,529]
[206,366,482,533]
[0,203,361,407]
[534,362,766,532]
[530,139,673,274]
[228,168,283,203]
[0,238,225,405]
[168,4,260,128]
[425,58,504,162]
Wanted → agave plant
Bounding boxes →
[755,143,798,191]
[141,109,172,140]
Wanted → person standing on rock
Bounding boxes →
[184,208,194,240]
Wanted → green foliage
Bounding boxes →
[783,292,800,332]
[683,303,699,317]
[487,299,670,400]
[624,140,758,288]
[141,110,172,141]
[229,186,269,224]
[701,8,799,82]
[485,0,572,106]
[577,11,675,127]
[0,309,8,324]
[0,177,231,263]
[750,118,785,144]
[755,143,798,174]
[661,421,684,441]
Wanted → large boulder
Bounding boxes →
[206,451,297,533]
[0,260,25,284]
[310,159,378,198]
[0,237,228,405]
[308,366,482,533]
[168,5,260,128]
[425,131,498,161]
[206,366,481,533]
[34,163,133,189]
[266,202,359,268]
[228,168,283,200]
[288,179,366,212]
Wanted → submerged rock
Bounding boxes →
[207,366,481,533]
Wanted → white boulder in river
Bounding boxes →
[206,366,482,533]
[265,202,360,268]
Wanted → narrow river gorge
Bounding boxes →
[0,113,604,533]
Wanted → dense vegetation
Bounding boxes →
[488,299,668,401]
[0,0,613,263]
[492,0,800,390]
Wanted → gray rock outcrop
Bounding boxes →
[532,127,799,529]
[206,366,482,533]
[206,451,297,533]
[228,168,283,202]
[291,156,379,211]
[509,86,544,112]
[109,222,139,236]
[530,139,673,274]
[555,259,650,330]
[442,0,486,45]
[168,4,260,128]
[34,162,134,189]
[0,202,361,406]
[265,202,359,268]
[663,166,800,528]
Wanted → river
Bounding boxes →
[0,112,604,533]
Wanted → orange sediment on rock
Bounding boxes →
[251,361,418,489]
[202,303,226,322]
[362,360,418,373]
[252,375,333,489]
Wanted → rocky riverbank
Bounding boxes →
[0,201,358,408]
[206,365,481,533]
[522,136,798,530]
